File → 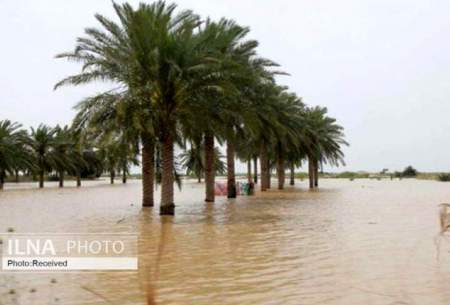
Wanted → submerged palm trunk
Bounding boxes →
[15,170,19,183]
[247,160,252,183]
[226,141,236,198]
[314,160,319,187]
[76,172,81,187]
[160,134,175,215]
[110,169,115,184]
[59,171,64,188]
[142,137,154,207]
[39,171,44,188]
[204,132,215,202]
[260,143,269,191]
[308,157,314,189]
[253,156,258,184]
[277,155,285,190]
[122,164,127,184]
[0,170,4,190]
[290,162,295,186]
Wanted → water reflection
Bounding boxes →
[1,179,450,304]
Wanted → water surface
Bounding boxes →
[1,178,450,305]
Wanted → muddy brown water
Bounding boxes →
[1,178,450,305]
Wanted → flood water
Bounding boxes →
[1,178,450,305]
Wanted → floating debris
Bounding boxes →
[30,288,36,293]
[7,227,14,232]
[9,289,16,295]
[51,278,57,284]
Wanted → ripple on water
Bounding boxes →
[2,179,450,304]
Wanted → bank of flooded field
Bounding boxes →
[1,179,450,305]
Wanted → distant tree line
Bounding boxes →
[0,121,131,189]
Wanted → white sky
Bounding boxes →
[1,0,450,172]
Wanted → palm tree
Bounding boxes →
[179,139,204,182]
[29,125,57,188]
[56,2,227,215]
[55,4,158,206]
[272,92,306,190]
[0,120,30,190]
[98,139,120,184]
[213,147,227,175]
[52,0,349,211]
[286,153,304,186]
[235,135,257,184]
[117,136,139,184]
[242,82,284,192]
[304,106,348,188]
[179,141,226,182]
[53,125,79,188]
[69,130,88,187]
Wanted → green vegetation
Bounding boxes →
[0,122,136,189]
[334,172,370,179]
[1,1,347,216]
[400,166,418,177]
[437,173,450,182]
[179,145,227,182]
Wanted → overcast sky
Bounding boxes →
[1,0,450,172]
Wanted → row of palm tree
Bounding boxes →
[0,122,138,189]
[46,1,346,215]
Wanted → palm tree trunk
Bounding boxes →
[76,172,81,187]
[247,160,252,183]
[277,156,285,190]
[0,170,4,190]
[15,170,19,183]
[314,160,319,187]
[59,171,64,188]
[110,169,115,184]
[197,175,201,183]
[39,171,44,188]
[142,136,154,207]
[204,132,215,202]
[122,164,127,184]
[253,156,258,184]
[260,143,268,191]
[290,162,295,186]
[226,141,236,198]
[308,157,314,189]
[160,134,175,215]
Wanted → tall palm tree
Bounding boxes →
[29,125,58,188]
[55,4,158,207]
[243,82,284,192]
[0,120,30,190]
[272,92,306,190]
[304,106,348,188]
[56,2,227,215]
